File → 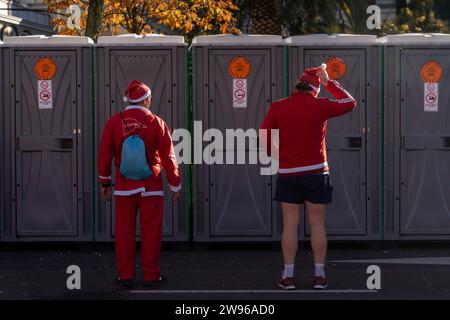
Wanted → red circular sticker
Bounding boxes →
[326,57,347,80]
[421,61,442,83]
[35,57,57,80]
[229,57,251,79]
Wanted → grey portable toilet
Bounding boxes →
[95,34,187,242]
[1,35,94,241]
[192,35,285,241]
[0,39,3,242]
[286,34,381,240]
[381,33,450,240]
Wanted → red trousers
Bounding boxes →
[114,194,163,281]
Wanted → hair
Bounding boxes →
[295,80,313,93]
[137,96,151,108]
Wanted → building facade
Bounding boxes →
[0,0,52,40]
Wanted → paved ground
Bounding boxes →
[0,243,449,300]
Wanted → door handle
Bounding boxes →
[59,138,74,149]
[444,137,450,148]
[347,137,362,149]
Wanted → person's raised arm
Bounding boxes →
[318,68,357,119]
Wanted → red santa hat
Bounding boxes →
[299,63,327,93]
[123,80,152,103]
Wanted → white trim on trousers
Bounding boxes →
[114,188,164,197]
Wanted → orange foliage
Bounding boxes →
[45,0,240,36]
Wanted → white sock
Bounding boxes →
[282,264,294,279]
[314,264,325,278]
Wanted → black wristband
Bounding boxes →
[101,183,111,188]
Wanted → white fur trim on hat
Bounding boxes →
[128,89,152,103]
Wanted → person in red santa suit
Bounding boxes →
[98,80,181,289]
[261,65,356,290]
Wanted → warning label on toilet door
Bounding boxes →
[38,80,53,110]
[233,79,247,109]
[424,83,438,112]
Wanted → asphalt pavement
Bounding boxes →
[0,243,449,300]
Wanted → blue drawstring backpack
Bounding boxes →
[119,112,152,180]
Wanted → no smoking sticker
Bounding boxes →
[38,80,53,109]
[40,80,49,89]
[235,79,245,88]
[233,79,247,109]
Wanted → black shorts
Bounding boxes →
[274,174,333,205]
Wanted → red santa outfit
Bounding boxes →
[261,66,357,176]
[98,80,180,282]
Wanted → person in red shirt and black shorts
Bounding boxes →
[261,65,356,290]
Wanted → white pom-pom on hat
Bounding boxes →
[123,96,128,102]
[321,63,327,69]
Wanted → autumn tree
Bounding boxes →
[85,0,103,41]
[396,0,408,15]
[281,0,338,35]
[234,0,338,37]
[434,0,450,23]
[336,0,377,34]
[45,0,240,41]
[382,0,448,35]
[249,0,281,35]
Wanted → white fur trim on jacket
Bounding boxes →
[169,184,181,192]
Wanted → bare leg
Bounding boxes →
[281,202,302,265]
[305,201,327,264]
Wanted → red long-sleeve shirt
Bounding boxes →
[98,105,180,196]
[260,80,356,176]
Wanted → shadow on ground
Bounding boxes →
[0,244,449,300]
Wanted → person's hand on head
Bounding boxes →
[318,68,329,87]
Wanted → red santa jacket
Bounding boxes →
[98,105,181,196]
[261,80,356,176]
